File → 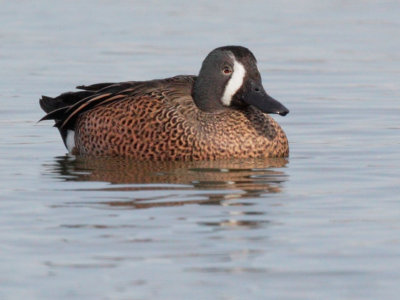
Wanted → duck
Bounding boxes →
[39,45,289,161]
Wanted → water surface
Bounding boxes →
[1,1,400,299]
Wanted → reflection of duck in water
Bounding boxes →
[40,46,289,160]
[48,156,288,209]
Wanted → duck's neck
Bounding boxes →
[192,77,226,112]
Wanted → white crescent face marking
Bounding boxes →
[221,57,246,106]
[66,130,75,153]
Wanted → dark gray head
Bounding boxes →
[192,46,289,116]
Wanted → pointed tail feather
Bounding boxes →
[39,90,95,114]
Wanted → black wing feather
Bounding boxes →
[38,81,144,130]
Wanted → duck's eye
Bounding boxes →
[222,67,232,75]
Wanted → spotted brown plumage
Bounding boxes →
[39,46,289,160]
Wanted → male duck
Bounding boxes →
[40,46,289,160]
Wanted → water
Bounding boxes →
[1,1,400,299]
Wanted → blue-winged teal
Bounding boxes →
[40,46,289,160]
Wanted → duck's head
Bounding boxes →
[193,46,289,116]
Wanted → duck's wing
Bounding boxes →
[40,77,181,125]
[39,81,135,127]
[39,75,196,133]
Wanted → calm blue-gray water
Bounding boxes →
[1,1,399,299]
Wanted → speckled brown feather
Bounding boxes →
[41,75,288,160]
[70,76,289,160]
